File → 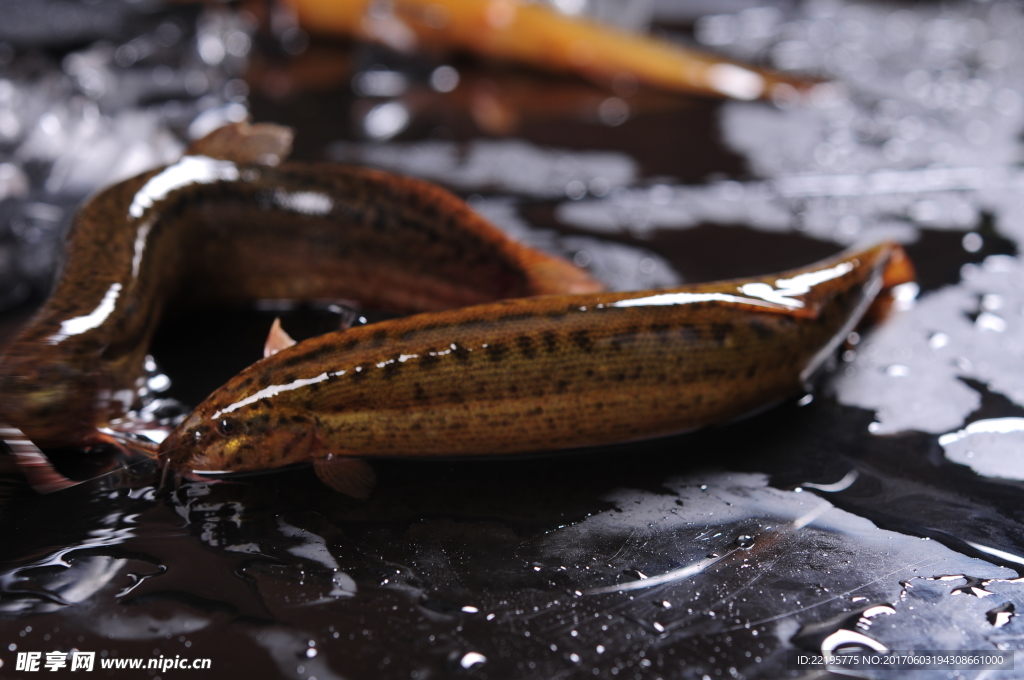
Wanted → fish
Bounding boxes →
[160,241,915,498]
[0,122,601,482]
[283,0,813,101]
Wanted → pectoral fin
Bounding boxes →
[314,455,376,499]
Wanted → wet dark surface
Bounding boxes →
[4,1,1024,679]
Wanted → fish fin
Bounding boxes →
[0,424,77,494]
[265,317,298,358]
[186,121,294,166]
[330,300,363,331]
[314,455,376,499]
[94,428,161,459]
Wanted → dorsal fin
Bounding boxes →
[264,317,298,358]
[186,121,294,166]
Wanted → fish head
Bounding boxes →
[160,402,317,477]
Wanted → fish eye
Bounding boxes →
[217,418,236,436]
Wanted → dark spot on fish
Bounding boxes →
[487,343,507,363]
[711,323,732,344]
[351,369,367,384]
[516,334,535,359]
[371,329,388,347]
[571,330,592,352]
[414,383,427,401]
[400,329,417,341]
[678,327,700,343]
[615,373,626,382]
[748,320,772,341]
[452,342,471,364]
[419,353,440,370]
[555,380,569,394]
[344,338,359,351]
[649,323,670,341]
[746,365,758,379]
[383,360,404,379]
[508,384,518,394]
[542,330,559,353]
[279,345,333,368]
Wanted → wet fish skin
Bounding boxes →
[162,241,913,493]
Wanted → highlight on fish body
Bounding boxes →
[160,240,913,498]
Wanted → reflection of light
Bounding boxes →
[214,372,333,418]
[612,291,785,310]
[363,102,410,140]
[820,629,888,656]
[965,540,1024,566]
[739,262,855,309]
[802,470,859,492]
[551,0,586,14]
[129,156,239,219]
[47,283,122,344]
[131,221,152,278]
[938,417,1024,446]
[273,189,333,215]
[460,652,487,669]
[707,63,764,100]
[430,65,460,93]
[353,70,408,97]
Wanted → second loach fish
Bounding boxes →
[161,241,915,498]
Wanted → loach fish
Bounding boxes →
[161,241,915,499]
[284,0,813,102]
[0,122,600,489]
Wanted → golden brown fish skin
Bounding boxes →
[163,242,912,476]
[0,158,600,449]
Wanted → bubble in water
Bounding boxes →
[735,534,756,549]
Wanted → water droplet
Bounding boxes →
[735,534,756,549]
[987,602,1015,627]
[459,652,486,669]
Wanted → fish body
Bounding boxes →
[286,0,811,101]
[0,124,599,451]
[162,242,913,495]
